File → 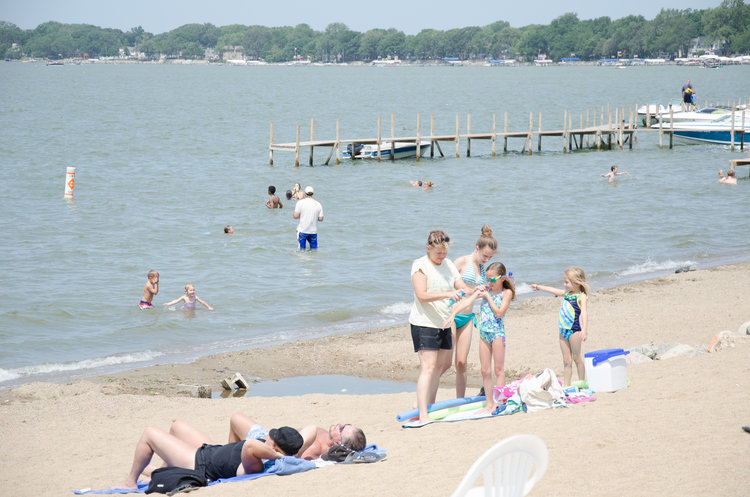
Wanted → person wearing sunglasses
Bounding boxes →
[443,262,515,414]
[450,225,498,398]
[225,413,366,459]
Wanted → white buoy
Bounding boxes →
[64,167,76,199]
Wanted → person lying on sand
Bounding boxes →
[115,420,302,490]
[227,412,366,459]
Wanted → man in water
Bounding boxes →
[601,165,629,183]
[293,185,324,250]
[226,412,366,459]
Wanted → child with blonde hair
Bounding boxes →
[164,283,213,311]
[445,262,513,414]
[139,270,159,309]
[531,267,589,386]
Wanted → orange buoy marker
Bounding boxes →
[64,167,76,199]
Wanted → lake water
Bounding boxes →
[1,61,749,389]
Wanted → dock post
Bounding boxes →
[658,114,663,149]
[578,113,583,150]
[416,113,422,162]
[336,119,341,164]
[504,112,508,152]
[527,112,533,156]
[730,109,735,152]
[430,115,435,157]
[569,112,573,151]
[455,114,460,158]
[586,109,590,148]
[377,116,382,162]
[538,111,543,152]
[269,122,274,165]
[491,113,496,157]
[295,125,300,167]
[742,109,746,151]
[562,110,567,153]
[669,107,674,149]
[391,113,395,161]
[466,113,471,157]
[309,118,315,166]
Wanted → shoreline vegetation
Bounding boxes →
[1,262,749,496]
[3,3,750,64]
[13,56,750,66]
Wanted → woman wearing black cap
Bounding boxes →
[114,421,303,490]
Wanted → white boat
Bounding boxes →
[652,113,750,145]
[638,102,734,126]
[343,140,431,160]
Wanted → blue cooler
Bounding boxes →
[584,348,629,392]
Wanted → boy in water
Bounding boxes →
[139,270,159,309]
[601,165,629,183]
[265,185,283,209]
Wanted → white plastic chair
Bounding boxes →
[449,434,548,497]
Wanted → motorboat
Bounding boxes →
[343,140,431,160]
[652,113,750,145]
[638,101,734,126]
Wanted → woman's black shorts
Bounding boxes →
[410,324,452,352]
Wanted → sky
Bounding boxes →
[4,0,725,35]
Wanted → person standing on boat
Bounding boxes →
[293,186,324,250]
[681,80,694,111]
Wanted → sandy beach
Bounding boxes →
[2,263,749,497]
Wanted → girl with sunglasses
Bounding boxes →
[443,262,515,414]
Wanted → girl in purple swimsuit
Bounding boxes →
[164,283,214,311]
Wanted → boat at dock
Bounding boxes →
[652,114,749,146]
[343,140,431,160]
[638,102,736,126]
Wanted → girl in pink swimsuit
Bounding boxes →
[163,283,214,311]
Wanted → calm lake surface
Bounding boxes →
[1,62,749,388]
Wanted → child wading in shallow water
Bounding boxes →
[531,266,589,386]
[445,262,515,414]
[139,270,159,309]
[164,283,213,311]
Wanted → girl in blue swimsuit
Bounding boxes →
[450,225,498,398]
[530,267,590,386]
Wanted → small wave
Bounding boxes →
[616,258,695,277]
[379,301,411,315]
[0,350,165,384]
[514,282,534,295]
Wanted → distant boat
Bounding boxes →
[46,61,64,66]
[653,114,750,145]
[343,140,431,160]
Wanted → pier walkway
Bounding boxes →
[269,109,641,166]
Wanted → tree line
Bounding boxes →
[1,0,748,62]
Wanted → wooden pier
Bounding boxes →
[269,106,640,166]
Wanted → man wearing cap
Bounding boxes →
[115,420,303,490]
[293,185,324,250]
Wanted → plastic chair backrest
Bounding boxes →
[449,434,548,497]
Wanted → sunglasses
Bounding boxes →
[487,272,512,283]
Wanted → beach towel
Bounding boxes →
[73,447,386,494]
[73,456,316,495]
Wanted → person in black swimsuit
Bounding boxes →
[115,421,302,490]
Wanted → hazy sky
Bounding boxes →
[4,0,724,34]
